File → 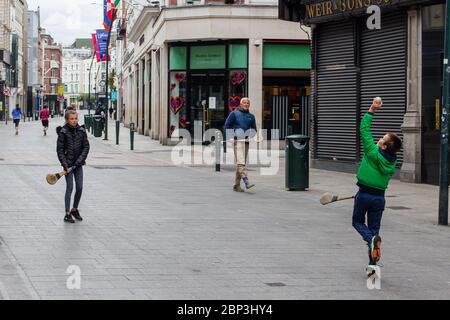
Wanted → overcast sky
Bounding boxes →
[27,0,104,46]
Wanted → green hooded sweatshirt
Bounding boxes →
[356,113,397,191]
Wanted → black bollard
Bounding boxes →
[215,131,221,172]
[116,120,120,145]
[130,122,135,151]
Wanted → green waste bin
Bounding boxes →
[285,135,310,191]
[92,115,103,137]
[84,114,93,132]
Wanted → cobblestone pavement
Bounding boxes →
[0,114,449,300]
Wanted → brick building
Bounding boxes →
[40,30,62,115]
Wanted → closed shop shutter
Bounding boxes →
[359,12,407,165]
[315,20,358,161]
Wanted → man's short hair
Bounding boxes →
[240,97,250,104]
[385,133,402,155]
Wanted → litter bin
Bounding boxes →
[34,111,39,121]
[92,115,103,137]
[285,135,310,191]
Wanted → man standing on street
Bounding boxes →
[224,97,257,192]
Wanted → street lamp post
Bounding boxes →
[88,53,95,115]
[439,0,450,226]
[103,8,118,141]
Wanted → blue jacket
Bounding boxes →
[224,108,257,140]
[12,108,22,120]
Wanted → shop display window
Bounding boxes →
[228,70,247,112]
[169,71,187,138]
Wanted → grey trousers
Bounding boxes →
[65,166,83,213]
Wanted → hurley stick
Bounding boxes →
[46,168,72,185]
[320,192,355,205]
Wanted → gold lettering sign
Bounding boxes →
[306,0,393,19]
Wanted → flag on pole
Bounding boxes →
[103,0,112,30]
[103,0,120,31]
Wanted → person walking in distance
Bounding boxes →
[40,106,50,136]
[352,97,402,266]
[12,104,22,136]
[224,97,257,192]
[56,109,90,223]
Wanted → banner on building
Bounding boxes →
[96,29,110,61]
[57,85,65,95]
[92,33,101,62]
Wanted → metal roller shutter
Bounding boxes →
[316,20,358,161]
[359,12,407,166]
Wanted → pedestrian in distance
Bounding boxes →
[12,104,22,136]
[224,97,257,192]
[40,106,50,136]
[56,109,90,223]
[352,97,402,266]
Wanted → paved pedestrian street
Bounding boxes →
[1,115,450,300]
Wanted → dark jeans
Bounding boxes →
[352,191,385,243]
[65,166,83,213]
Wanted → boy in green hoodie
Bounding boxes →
[353,97,402,265]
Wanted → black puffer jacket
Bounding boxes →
[56,124,90,169]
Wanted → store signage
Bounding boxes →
[303,0,437,22]
[190,46,226,70]
[305,0,391,19]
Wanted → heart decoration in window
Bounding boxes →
[175,73,185,82]
[179,116,187,128]
[231,71,246,85]
[170,83,177,91]
[170,96,185,114]
[228,96,241,111]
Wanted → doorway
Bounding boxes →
[422,4,445,185]
[189,72,227,143]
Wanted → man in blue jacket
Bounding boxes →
[224,97,257,192]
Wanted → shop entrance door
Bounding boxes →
[190,72,227,143]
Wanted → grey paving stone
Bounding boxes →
[1,117,450,299]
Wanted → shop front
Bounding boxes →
[262,42,311,140]
[168,42,248,143]
[299,0,445,184]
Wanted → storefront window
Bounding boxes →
[170,47,187,70]
[228,70,247,112]
[169,71,187,138]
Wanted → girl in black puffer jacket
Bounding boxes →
[57,110,90,223]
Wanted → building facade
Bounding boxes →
[62,47,92,107]
[118,0,311,145]
[27,8,41,117]
[40,30,62,115]
[295,0,444,185]
[0,0,28,120]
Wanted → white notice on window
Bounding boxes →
[209,97,216,109]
